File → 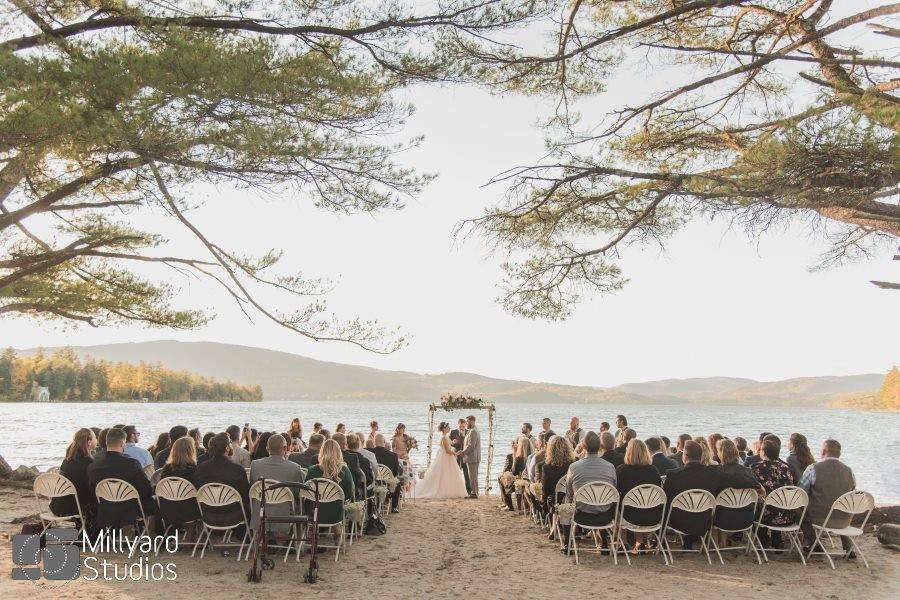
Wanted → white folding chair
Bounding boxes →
[551,478,568,546]
[143,463,155,479]
[805,490,874,569]
[95,478,149,537]
[568,483,620,565]
[661,489,716,564]
[33,472,85,537]
[293,478,346,562]
[751,485,808,565]
[614,484,668,566]
[193,483,250,560]
[247,479,298,562]
[154,477,200,552]
[376,464,394,516]
[710,487,761,564]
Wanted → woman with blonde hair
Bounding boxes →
[540,436,575,518]
[160,436,198,480]
[616,439,663,553]
[707,433,724,464]
[693,436,713,466]
[306,439,354,501]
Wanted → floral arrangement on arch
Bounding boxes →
[437,393,487,411]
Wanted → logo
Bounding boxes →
[11,529,80,581]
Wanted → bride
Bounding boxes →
[413,422,468,499]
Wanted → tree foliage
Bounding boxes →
[460,0,900,319]
[0,0,537,349]
[0,347,262,402]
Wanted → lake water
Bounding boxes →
[2,401,898,502]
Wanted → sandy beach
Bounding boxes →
[1,485,897,599]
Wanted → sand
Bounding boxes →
[1,485,898,599]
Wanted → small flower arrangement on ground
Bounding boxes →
[437,393,486,411]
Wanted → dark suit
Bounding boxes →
[671,451,684,467]
[87,450,156,530]
[288,448,319,468]
[600,450,624,468]
[651,452,679,476]
[372,446,401,510]
[349,450,374,489]
[192,455,251,527]
[662,462,720,546]
[342,449,365,501]
[449,428,470,494]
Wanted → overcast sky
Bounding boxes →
[3,8,898,386]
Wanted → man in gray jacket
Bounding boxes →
[459,415,481,498]
[249,434,305,532]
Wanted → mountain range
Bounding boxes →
[16,340,886,407]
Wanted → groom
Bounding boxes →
[458,415,481,499]
[449,418,471,495]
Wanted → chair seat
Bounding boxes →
[619,520,662,533]
[812,524,864,537]
[757,523,801,532]
[40,512,77,522]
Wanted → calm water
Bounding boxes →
[2,401,897,501]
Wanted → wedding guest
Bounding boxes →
[499,440,518,511]
[248,434,304,532]
[367,420,379,442]
[346,432,374,492]
[541,436,574,517]
[392,423,411,461]
[514,435,533,475]
[614,415,628,439]
[693,436,714,466]
[148,432,170,460]
[122,425,153,469]
[744,432,772,468]
[193,433,251,529]
[372,433,402,511]
[95,428,110,457]
[286,418,304,446]
[527,436,546,483]
[318,428,331,440]
[616,428,636,454]
[787,433,815,484]
[159,436,198,481]
[88,428,157,530]
[713,438,761,547]
[751,438,795,548]
[336,423,346,434]
[599,431,624,468]
[539,417,556,443]
[188,428,207,463]
[734,436,749,462]
[646,436,678,476]
[354,432,379,487]
[225,424,252,468]
[289,433,324,467]
[800,439,856,554]
[332,432,364,501]
[706,433,724,464]
[616,439,662,552]
[154,425,188,469]
[50,428,97,530]
[450,418,470,494]
[563,432,616,554]
[202,432,215,452]
[521,422,534,440]
[565,417,584,447]
[662,441,720,550]
[313,422,323,434]
[250,431,274,461]
[671,434,692,466]
[599,422,610,434]
[660,436,672,455]
[306,439,354,501]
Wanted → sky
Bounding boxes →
[3,7,898,387]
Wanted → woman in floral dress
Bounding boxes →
[751,437,796,548]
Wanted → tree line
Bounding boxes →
[0,348,261,403]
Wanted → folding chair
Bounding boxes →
[751,485,808,565]
[661,489,716,564]
[614,484,668,566]
[567,483,620,565]
[33,472,85,538]
[710,487,761,564]
[193,483,250,560]
[805,490,874,569]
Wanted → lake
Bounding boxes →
[2,400,897,502]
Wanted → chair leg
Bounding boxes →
[746,531,763,565]
[570,531,578,564]
[661,532,674,565]
[848,536,869,569]
[700,534,712,565]
[807,527,835,569]
[709,530,724,565]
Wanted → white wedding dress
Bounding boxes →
[413,433,468,499]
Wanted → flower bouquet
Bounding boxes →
[406,436,418,450]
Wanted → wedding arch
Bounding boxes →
[426,394,496,495]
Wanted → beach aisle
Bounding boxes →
[1,486,898,599]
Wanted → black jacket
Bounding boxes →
[288,448,319,468]
[50,455,95,523]
[616,464,663,526]
[349,450,374,488]
[153,446,173,469]
[192,455,251,526]
[342,449,365,500]
[541,462,571,510]
[87,450,156,530]
[662,462,720,536]
[651,453,679,476]
[717,462,759,490]
[600,450,624,468]
[371,446,400,476]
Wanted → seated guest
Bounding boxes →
[646,436,678,476]
[617,439,662,551]
[346,432,374,492]
[148,432,170,461]
[499,440,518,511]
[50,428,97,529]
[744,432,772,468]
[335,423,346,434]
[225,425,252,468]
[713,438,761,546]
[122,426,152,469]
[800,439,856,554]
[541,436,574,516]
[707,433,724,464]
[354,432,380,484]
[332,432,364,502]
[372,434,402,512]
[751,438,794,548]
[248,434,304,533]
[202,432,214,454]
[188,428,207,463]
[563,431,617,554]
[599,422,610,434]
[663,441,720,550]
[692,436,714,465]
[192,432,251,528]
[154,425,188,469]
[289,433,324,467]
[157,436,201,531]
[313,422,323,435]
[599,432,623,468]
[94,428,109,458]
[250,432,273,462]
[527,437,546,483]
[734,436,748,462]
[318,428,331,440]
[305,439,354,501]
[671,434,692,466]
[616,428,636,454]
[661,436,672,456]
[88,428,157,531]
[787,433,815,484]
